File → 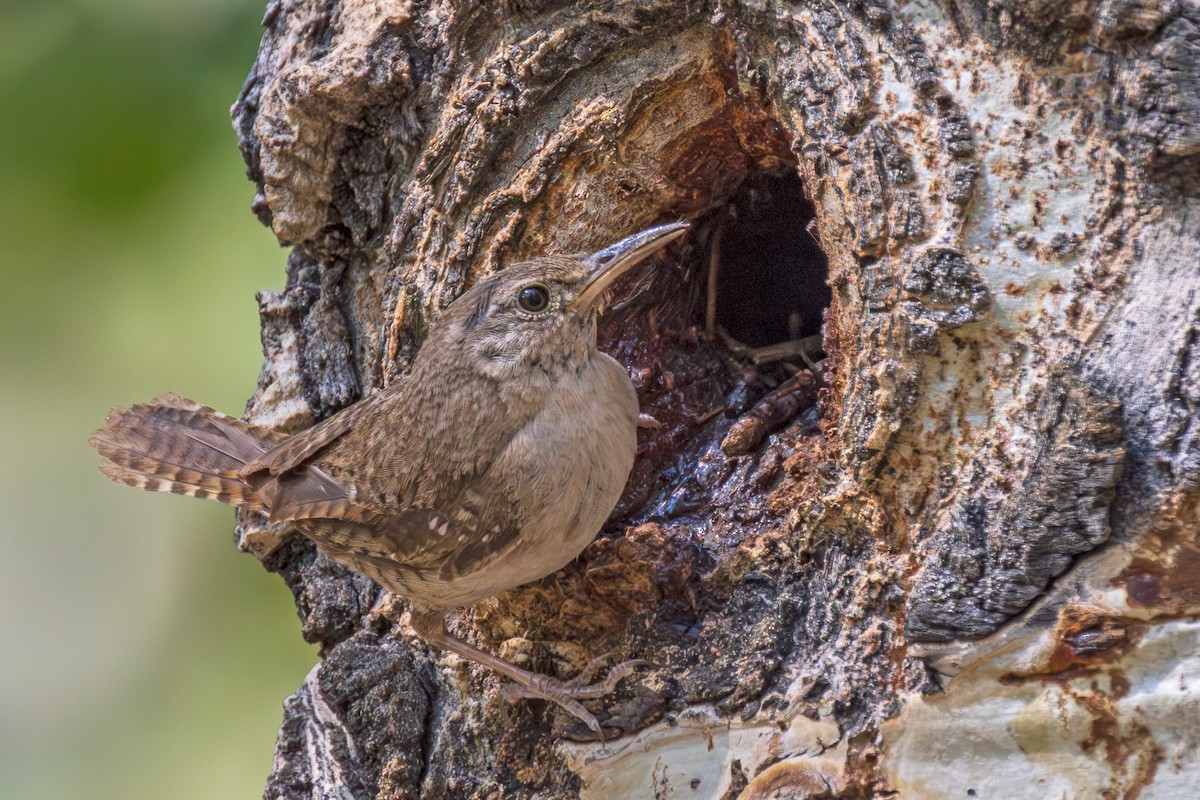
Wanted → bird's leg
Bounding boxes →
[410,609,642,740]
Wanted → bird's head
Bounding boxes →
[421,222,690,381]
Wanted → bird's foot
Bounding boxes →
[407,609,650,742]
[501,656,650,742]
[573,654,652,694]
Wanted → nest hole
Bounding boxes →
[710,171,830,349]
[600,166,832,536]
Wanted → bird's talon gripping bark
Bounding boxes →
[564,657,650,695]
[500,658,649,741]
[501,679,607,742]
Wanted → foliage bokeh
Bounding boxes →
[0,2,315,797]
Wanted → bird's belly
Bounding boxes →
[408,357,637,607]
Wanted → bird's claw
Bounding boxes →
[564,656,651,696]
[500,656,651,743]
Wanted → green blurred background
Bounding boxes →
[0,2,316,797]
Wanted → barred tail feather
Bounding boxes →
[89,393,286,512]
[97,460,262,509]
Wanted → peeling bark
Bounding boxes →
[224,0,1200,797]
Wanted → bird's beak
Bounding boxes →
[569,221,691,313]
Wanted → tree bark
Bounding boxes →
[228,0,1200,797]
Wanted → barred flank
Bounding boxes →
[89,393,285,513]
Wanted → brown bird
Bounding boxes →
[90,221,690,737]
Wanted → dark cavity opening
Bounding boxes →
[710,171,830,348]
[598,165,832,541]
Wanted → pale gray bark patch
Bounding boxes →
[1085,201,1200,511]
[265,635,434,800]
[906,373,1126,641]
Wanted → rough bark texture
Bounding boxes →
[226,0,1200,797]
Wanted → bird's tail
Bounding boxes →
[89,393,286,512]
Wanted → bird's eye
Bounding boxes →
[517,283,551,313]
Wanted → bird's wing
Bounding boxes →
[241,391,388,477]
[292,481,526,582]
[255,464,354,523]
[250,426,526,579]
[244,379,531,579]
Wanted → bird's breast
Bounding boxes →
[435,353,638,604]
[352,353,639,609]
[511,351,638,542]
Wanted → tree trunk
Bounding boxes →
[229,0,1200,797]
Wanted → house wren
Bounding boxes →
[90,221,690,737]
